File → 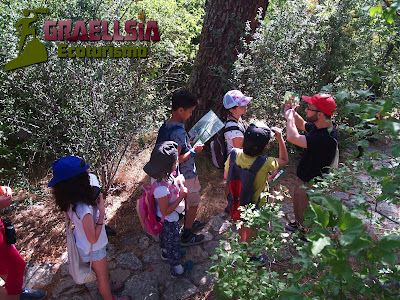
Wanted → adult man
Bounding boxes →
[284,94,338,231]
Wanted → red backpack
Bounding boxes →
[227,149,268,221]
[137,181,172,235]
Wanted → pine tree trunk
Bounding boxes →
[188,0,269,123]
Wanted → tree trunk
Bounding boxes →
[187,0,269,124]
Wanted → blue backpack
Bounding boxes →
[155,121,189,154]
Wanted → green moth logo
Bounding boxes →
[5,8,50,71]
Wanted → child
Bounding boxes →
[48,156,130,300]
[224,123,289,257]
[164,89,205,246]
[222,90,252,153]
[143,141,194,277]
[221,90,252,212]
[0,185,47,300]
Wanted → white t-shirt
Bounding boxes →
[67,173,108,255]
[224,118,246,155]
[151,176,184,222]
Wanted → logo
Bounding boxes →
[5,9,50,71]
[5,9,160,71]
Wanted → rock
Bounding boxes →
[209,215,225,233]
[108,260,117,270]
[107,243,116,260]
[23,261,55,289]
[332,191,349,201]
[147,263,171,286]
[196,230,213,242]
[218,220,232,234]
[51,277,80,298]
[123,272,158,300]
[119,234,139,247]
[203,240,220,256]
[110,268,131,282]
[142,244,163,264]
[138,235,150,250]
[151,234,159,243]
[189,262,215,288]
[116,252,143,270]
[59,263,69,277]
[162,278,198,300]
[185,245,209,262]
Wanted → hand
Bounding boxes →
[189,136,195,144]
[193,143,204,153]
[179,186,188,199]
[97,193,105,215]
[284,108,295,120]
[0,186,12,197]
[271,127,282,139]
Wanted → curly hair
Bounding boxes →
[52,171,95,213]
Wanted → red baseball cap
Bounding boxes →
[302,94,336,116]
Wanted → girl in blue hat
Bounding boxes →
[49,156,129,300]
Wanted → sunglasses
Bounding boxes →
[306,106,320,112]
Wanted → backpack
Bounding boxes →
[155,121,189,154]
[226,149,268,221]
[210,120,244,169]
[136,181,172,235]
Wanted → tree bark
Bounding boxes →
[187,0,269,124]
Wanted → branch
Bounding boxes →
[369,274,400,296]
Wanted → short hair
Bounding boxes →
[172,89,197,111]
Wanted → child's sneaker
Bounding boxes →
[192,219,206,231]
[180,232,204,246]
[161,249,187,260]
[171,260,194,278]
[20,288,46,300]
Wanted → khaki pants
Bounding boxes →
[293,177,310,224]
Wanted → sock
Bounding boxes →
[174,264,184,274]
[182,228,192,238]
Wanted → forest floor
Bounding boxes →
[0,136,394,299]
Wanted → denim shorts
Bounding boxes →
[78,245,107,262]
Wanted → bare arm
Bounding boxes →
[178,144,204,163]
[294,111,306,132]
[285,108,307,148]
[82,194,105,244]
[158,186,187,216]
[271,127,289,167]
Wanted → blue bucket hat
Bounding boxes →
[48,156,90,187]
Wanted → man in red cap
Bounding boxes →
[284,94,338,232]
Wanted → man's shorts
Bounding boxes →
[184,176,201,207]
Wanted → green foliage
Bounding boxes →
[212,1,400,298]
[0,0,205,188]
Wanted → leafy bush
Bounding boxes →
[0,0,205,189]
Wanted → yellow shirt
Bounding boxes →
[224,149,279,206]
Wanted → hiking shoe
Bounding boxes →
[171,260,194,278]
[192,219,206,231]
[180,232,204,246]
[249,254,270,265]
[20,288,46,300]
[161,249,187,260]
[285,221,299,232]
[110,281,124,293]
[105,225,117,236]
